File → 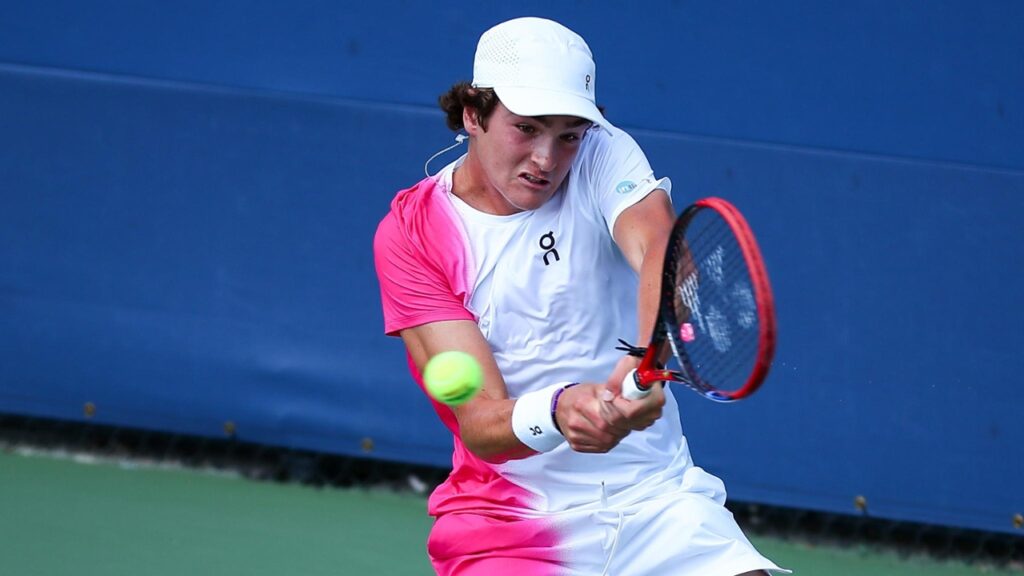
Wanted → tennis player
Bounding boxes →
[374,17,787,575]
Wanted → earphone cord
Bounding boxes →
[423,134,468,177]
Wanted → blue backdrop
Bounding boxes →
[1,1,1021,535]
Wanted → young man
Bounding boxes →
[374,16,787,576]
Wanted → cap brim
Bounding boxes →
[494,86,615,132]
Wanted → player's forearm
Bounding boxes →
[636,233,667,340]
[612,190,674,342]
[454,398,537,463]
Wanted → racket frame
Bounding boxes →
[629,197,776,402]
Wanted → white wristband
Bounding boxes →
[511,383,570,453]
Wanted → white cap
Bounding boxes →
[472,17,613,130]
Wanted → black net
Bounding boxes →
[0,413,448,492]
[732,501,1024,568]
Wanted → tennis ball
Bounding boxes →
[423,351,483,406]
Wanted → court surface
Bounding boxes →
[1,451,1017,575]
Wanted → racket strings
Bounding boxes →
[668,210,762,394]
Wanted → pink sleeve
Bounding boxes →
[373,179,475,336]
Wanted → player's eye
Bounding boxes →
[516,123,536,134]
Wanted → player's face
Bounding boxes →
[464,102,591,214]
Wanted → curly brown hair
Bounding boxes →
[438,81,607,133]
[438,82,500,132]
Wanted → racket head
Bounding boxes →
[639,197,776,402]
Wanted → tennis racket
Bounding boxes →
[620,197,776,402]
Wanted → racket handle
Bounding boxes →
[621,369,652,400]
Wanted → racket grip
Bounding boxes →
[621,369,652,400]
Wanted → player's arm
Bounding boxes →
[601,189,675,413]
[613,188,676,338]
[554,185,681,437]
[401,319,528,463]
[401,320,630,462]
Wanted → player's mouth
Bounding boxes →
[519,172,550,188]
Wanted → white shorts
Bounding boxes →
[559,484,787,574]
[428,467,790,576]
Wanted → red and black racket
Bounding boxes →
[621,197,776,402]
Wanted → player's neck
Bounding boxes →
[451,153,523,216]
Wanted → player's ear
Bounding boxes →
[463,106,484,136]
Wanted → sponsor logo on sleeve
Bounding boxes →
[615,180,637,195]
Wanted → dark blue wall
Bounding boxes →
[2,1,1021,534]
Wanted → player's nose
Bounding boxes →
[530,139,556,173]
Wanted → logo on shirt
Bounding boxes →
[615,180,637,195]
[539,231,560,266]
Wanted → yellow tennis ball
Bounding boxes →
[423,351,483,406]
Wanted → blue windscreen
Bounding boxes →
[1,0,1021,535]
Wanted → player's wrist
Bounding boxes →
[550,382,579,434]
[511,382,577,453]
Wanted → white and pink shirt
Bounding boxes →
[374,126,725,574]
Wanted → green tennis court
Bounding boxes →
[1,451,1016,575]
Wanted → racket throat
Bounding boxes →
[635,368,685,388]
[634,345,686,389]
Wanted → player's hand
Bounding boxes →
[553,383,632,453]
[602,354,665,431]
